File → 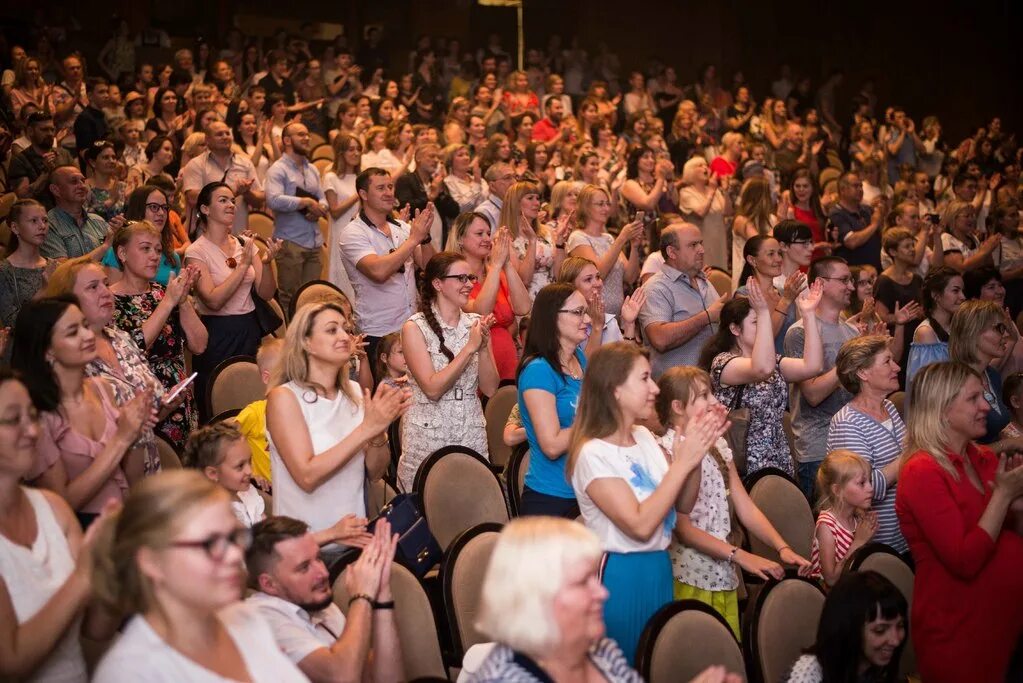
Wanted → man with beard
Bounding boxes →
[8,113,75,204]
[265,122,329,314]
[42,165,121,259]
[245,516,405,683]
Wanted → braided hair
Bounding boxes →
[419,251,467,362]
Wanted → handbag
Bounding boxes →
[238,236,284,336]
[724,383,751,477]
[368,493,442,578]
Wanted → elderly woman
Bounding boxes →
[92,471,308,681]
[827,335,909,554]
[466,517,643,681]
[678,156,731,271]
[896,362,1023,683]
[940,200,998,273]
[443,143,489,212]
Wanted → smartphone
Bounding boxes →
[925,213,940,225]
[165,372,198,404]
[634,211,645,224]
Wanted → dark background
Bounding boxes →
[3,0,1019,141]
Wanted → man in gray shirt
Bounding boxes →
[784,256,859,499]
[639,223,727,377]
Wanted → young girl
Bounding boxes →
[809,450,879,587]
[845,264,879,323]
[184,421,265,527]
[656,366,811,638]
[0,199,54,330]
[374,332,407,389]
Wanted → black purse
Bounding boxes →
[368,493,442,578]
[238,236,284,335]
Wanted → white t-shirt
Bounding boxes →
[247,592,347,664]
[93,603,308,682]
[571,426,673,553]
[641,250,665,280]
[232,486,266,527]
[268,381,367,535]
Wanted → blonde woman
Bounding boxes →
[266,302,409,549]
[566,185,643,316]
[322,132,361,300]
[896,361,1023,683]
[730,177,776,288]
[92,470,308,681]
[940,200,998,273]
[679,156,731,272]
[360,125,401,176]
[503,181,569,298]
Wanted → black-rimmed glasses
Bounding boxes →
[559,307,588,317]
[146,202,170,214]
[169,527,252,561]
[440,273,480,284]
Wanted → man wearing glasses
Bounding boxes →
[783,256,860,499]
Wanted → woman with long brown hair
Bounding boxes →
[730,176,775,289]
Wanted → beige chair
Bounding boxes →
[442,523,503,658]
[290,280,347,320]
[637,601,746,683]
[366,477,398,516]
[313,158,332,176]
[247,211,275,242]
[745,468,814,563]
[847,544,917,678]
[819,166,841,189]
[707,267,732,297]
[506,444,529,516]
[414,447,509,550]
[309,132,327,150]
[745,577,825,683]
[889,391,906,420]
[311,143,334,161]
[0,192,16,221]
[207,356,265,417]
[155,436,182,469]
[334,562,447,680]
[483,384,518,472]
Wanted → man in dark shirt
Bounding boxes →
[73,78,110,163]
[258,50,297,106]
[8,113,75,204]
[830,171,883,269]
[394,143,460,247]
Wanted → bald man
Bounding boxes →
[43,165,119,260]
[638,223,729,376]
[182,120,263,234]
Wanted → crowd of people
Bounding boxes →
[1,15,1023,683]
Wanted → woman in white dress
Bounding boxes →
[92,470,309,682]
[400,252,500,492]
[322,133,361,300]
[0,368,116,682]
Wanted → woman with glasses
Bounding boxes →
[108,221,207,450]
[400,252,498,492]
[0,367,119,682]
[185,182,282,417]
[103,185,183,287]
[92,470,308,682]
[446,212,531,382]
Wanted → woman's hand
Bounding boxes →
[489,227,512,268]
[674,403,730,468]
[116,390,151,442]
[586,290,605,326]
[554,209,575,244]
[239,236,258,267]
[778,546,812,574]
[994,454,1023,499]
[620,287,647,326]
[893,300,922,325]
[361,383,412,436]
[781,269,807,301]
[734,549,785,580]
[795,279,824,316]
[329,514,374,548]
[469,314,495,352]
[745,277,772,313]
[616,218,644,246]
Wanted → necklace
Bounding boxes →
[561,354,582,380]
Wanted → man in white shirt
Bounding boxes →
[477,162,516,233]
[181,120,263,234]
[246,516,405,683]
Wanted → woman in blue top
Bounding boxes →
[102,186,182,286]
[516,283,590,518]
[906,266,963,408]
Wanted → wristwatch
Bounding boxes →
[420,235,432,245]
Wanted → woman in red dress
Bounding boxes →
[447,212,531,381]
[896,361,1023,683]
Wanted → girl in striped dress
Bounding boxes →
[808,450,879,587]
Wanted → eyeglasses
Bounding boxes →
[146,202,169,213]
[169,527,252,561]
[389,248,405,274]
[818,275,853,285]
[559,307,588,317]
[440,273,480,284]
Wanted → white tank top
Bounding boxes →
[0,487,87,682]
[268,380,367,533]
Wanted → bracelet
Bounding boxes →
[368,436,388,447]
[727,547,739,565]
[348,593,373,607]
[777,545,791,554]
[372,599,395,610]
[420,235,432,245]
[774,306,787,315]
[705,310,712,326]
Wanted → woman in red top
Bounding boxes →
[447,212,531,381]
[783,168,832,261]
[896,361,1023,683]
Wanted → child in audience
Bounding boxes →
[374,331,408,388]
[236,337,283,489]
[656,366,811,638]
[809,450,879,587]
[184,421,266,527]
[1001,372,1023,439]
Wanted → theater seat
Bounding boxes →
[442,523,503,660]
[636,600,746,683]
[744,576,825,683]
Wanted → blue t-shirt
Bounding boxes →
[518,349,586,499]
[101,247,182,286]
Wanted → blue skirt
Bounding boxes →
[600,549,673,665]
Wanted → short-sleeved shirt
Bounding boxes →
[181,151,262,234]
[237,399,270,482]
[783,317,858,464]
[831,204,881,268]
[8,146,75,197]
[638,264,719,377]
[247,592,347,665]
[339,212,417,337]
[518,350,586,499]
[571,426,673,553]
[43,207,109,259]
[184,235,257,316]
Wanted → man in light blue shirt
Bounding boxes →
[477,162,515,233]
[265,122,329,315]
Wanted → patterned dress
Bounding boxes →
[399,309,488,492]
[512,233,556,299]
[85,183,127,222]
[112,283,197,450]
[711,351,794,476]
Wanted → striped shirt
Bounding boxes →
[808,510,856,581]
[827,400,907,553]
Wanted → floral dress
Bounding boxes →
[85,327,166,475]
[112,284,197,450]
[711,351,794,476]
[85,183,127,222]
[399,309,489,492]
[513,233,556,299]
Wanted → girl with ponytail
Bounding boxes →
[400,251,500,491]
